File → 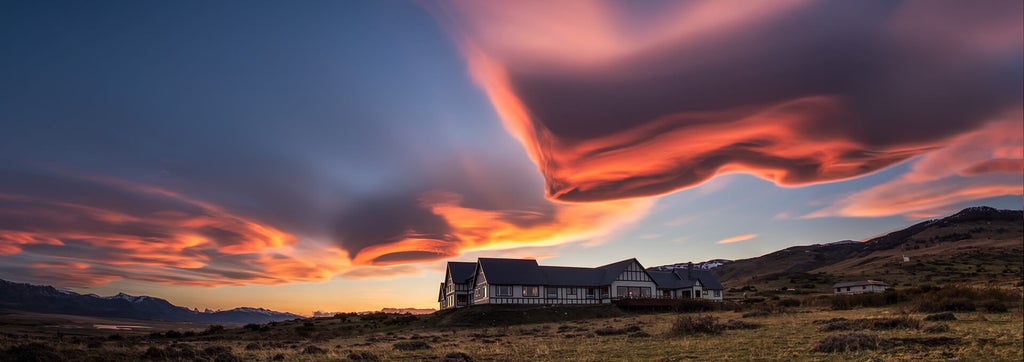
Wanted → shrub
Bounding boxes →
[349,351,381,361]
[923,312,956,321]
[980,300,1008,313]
[922,323,951,333]
[142,346,167,359]
[669,315,722,335]
[442,352,475,362]
[861,316,920,330]
[244,343,261,351]
[914,297,975,313]
[202,325,226,335]
[393,341,432,351]
[741,310,771,318]
[301,345,326,354]
[594,327,627,336]
[776,298,801,308]
[812,333,881,353]
[628,331,651,338]
[163,330,182,338]
[722,320,760,330]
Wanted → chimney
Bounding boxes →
[687,262,693,278]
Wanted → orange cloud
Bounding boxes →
[716,233,758,244]
[432,1,1022,202]
[348,191,653,265]
[0,174,350,287]
[806,113,1023,218]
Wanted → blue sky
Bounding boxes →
[1,1,1021,314]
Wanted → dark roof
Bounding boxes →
[833,280,889,288]
[447,261,477,284]
[476,258,545,285]
[437,283,444,302]
[595,258,655,284]
[686,269,724,290]
[539,266,605,286]
[645,268,723,290]
[647,270,697,289]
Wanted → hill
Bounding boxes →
[711,206,1023,291]
[0,279,301,324]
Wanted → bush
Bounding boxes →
[741,310,771,318]
[980,300,1008,313]
[669,315,722,335]
[301,345,326,354]
[914,297,975,313]
[393,341,432,351]
[722,320,760,330]
[812,333,881,353]
[776,298,801,308]
[923,312,956,321]
[922,323,951,333]
[349,351,381,361]
[202,325,226,335]
[594,327,627,336]
[818,317,919,331]
[861,316,920,330]
[442,352,474,362]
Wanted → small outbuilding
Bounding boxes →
[832,280,889,295]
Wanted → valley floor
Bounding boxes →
[1,304,1021,361]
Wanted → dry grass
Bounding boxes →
[0,303,1021,361]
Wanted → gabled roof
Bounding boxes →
[595,258,656,284]
[476,258,545,285]
[685,269,724,290]
[833,280,889,288]
[647,270,697,289]
[447,261,477,284]
[645,268,724,290]
[437,283,444,302]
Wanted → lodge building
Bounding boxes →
[438,257,724,309]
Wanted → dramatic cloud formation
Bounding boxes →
[806,111,1023,219]
[0,170,349,287]
[433,0,1023,202]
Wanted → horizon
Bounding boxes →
[1,1,1021,316]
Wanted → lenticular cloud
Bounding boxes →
[432,0,1023,202]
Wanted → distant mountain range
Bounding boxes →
[0,280,301,324]
[710,206,1023,288]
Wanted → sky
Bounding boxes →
[0,0,1021,315]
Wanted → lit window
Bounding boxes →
[522,286,539,297]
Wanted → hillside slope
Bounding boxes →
[712,207,1023,290]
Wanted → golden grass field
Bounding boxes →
[2,299,1021,361]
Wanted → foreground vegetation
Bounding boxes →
[1,285,1021,361]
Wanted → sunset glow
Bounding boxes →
[0,0,1020,315]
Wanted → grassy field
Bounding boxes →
[1,287,1021,361]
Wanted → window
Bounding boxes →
[601,287,610,298]
[617,286,650,298]
[495,285,513,297]
[546,288,558,298]
[702,290,708,296]
[522,286,539,297]
[587,288,597,299]
[566,288,576,295]
[713,290,721,298]
[474,286,483,299]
